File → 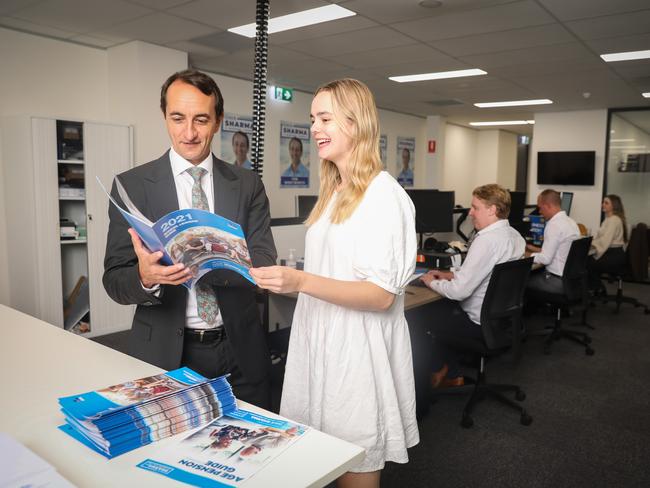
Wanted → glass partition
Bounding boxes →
[605,109,650,228]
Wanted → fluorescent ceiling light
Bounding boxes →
[474,99,552,108]
[228,5,356,38]
[610,145,647,150]
[389,68,487,83]
[600,49,650,62]
[643,92,650,98]
[470,120,534,126]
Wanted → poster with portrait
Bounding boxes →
[379,134,388,169]
[280,121,310,188]
[221,113,253,170]
[396,136,415,187]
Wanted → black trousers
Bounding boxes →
[181,330,271,410]
[526,269,564,295]
[428,299,483,378]
[587,247,626,290]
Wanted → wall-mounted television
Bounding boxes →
[537,151,595,186]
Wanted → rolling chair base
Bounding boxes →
[603,292,650,315]
[601,276,650,314]
[431,366,532,428]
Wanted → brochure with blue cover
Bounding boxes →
[97,176,255,289]
[58,368,237,458]
[138,409,308,487]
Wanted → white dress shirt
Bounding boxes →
[428,219,525,325]
[532,211,580,276]
[169,148,223,329]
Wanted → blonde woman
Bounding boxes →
[251,79,418,488]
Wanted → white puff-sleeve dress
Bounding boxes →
[279,171,420,472]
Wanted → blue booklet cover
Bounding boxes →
[138,409,308,487]
[98,176,255,289]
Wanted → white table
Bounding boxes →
[0,304,364,487]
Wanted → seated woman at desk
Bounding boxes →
[587,194,628,294]
[251,78,418,488]
[421,184,525,388]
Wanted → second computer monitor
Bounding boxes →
[406,190,455,234]
[561,191,573,216]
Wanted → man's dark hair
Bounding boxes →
[160,69,224,120]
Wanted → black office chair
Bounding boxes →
[528,237,595,355]
[600,224,650,315]
[431,257,534,428]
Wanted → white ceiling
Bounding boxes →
[2,0,650,132]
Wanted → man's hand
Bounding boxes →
[420,269,453,287]
[129,229,192,288]
[249,266,304,294]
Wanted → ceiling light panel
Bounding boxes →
[228,5,356,38]
[600,49,650,62]
[474,99,552,108]
[389,68,487,83]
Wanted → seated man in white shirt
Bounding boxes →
[421,184,525,387]
[525,189,580,295]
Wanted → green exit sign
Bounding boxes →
[272,86,293,102]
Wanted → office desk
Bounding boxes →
[0,305,364,488]
[269,285,441,418]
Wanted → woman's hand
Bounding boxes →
[250,266,305,294]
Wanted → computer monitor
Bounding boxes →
[508,191,526,223]
[295,195,318,218]
[561,191,573,216]
[406,190,455,234]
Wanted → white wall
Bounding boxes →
[108,41,187,164]
[0,27,110,306]
[443,124,478,206]
[497,131,517,190]
[529,110,608,232]
[442,125,518,207]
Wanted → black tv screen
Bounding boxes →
[537,151,595,185]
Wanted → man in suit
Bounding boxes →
[103,69,277,409]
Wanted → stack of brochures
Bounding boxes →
[58,367,237,459]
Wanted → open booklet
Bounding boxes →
[137,409,308,487]
[98,177,255,289]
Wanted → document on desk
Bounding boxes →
[0,432,76,487]
[137,409,308,487]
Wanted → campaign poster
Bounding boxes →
[396,136,415,187]
[280,121,310,188]
[379,134,387,169]
[221,113,253,170]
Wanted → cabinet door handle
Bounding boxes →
[88,214,93,221]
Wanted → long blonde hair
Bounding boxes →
[306,79,382,225]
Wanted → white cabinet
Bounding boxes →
[1,116,134,337]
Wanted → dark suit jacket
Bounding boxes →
[103,152,277,383]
